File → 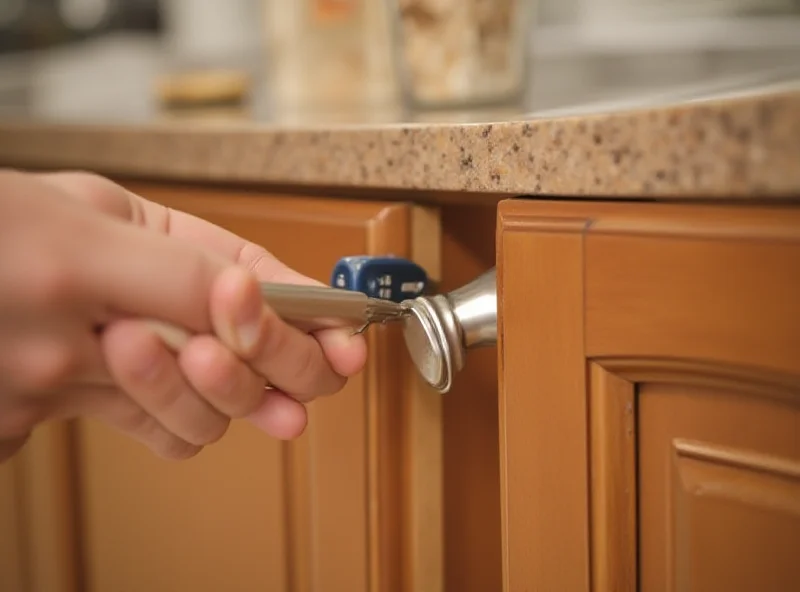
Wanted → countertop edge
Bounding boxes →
[0,89,799,200]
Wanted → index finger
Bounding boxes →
[42,171,367,375]
[39,171,319,283]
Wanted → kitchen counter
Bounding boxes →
[2,34,800,592]
[1,33,799,201]
[2,85,799,200]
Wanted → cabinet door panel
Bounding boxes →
[0,457,25,592]
[498,199,800,592]
[68,184,443,592]
[639,382,799,592]
[0,423,78,592]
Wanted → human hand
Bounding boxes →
[0,170,366,462]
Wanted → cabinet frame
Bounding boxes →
[497,198,800,591]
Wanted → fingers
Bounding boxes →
[314,330,368,378]
[99,396,202,460]
[35,171,141,223]
[119,318,311,442]
[7,171,230,335]
[81,214,231,334]
[98,324,308,446]
[176,334,268,419]
[34,170,368,382]
[101,319,230,447]
[0,320,107,396]
[247,252,368,379]
[208,267,346,401]
[246,390,308,440]
[22,171,360,450]
[59,385,203,461]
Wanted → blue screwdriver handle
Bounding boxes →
[330,256,429,303]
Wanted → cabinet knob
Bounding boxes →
[401,268,497,394]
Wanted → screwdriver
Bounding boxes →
[148,282,410,352]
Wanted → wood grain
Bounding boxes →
[497,202,591,591]
[640,381,799,592]
[0,454,27,592]
[586,218,800,377]
[406,206,444,592]
[439,204,502,592]
[588,364,637,592]
[498,197,800,592]
[17,423,79,592]
[60,182,445,592]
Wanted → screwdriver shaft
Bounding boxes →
[146,283,408,353]
[260,283,372,330]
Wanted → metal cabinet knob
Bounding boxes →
[401,268,497,393]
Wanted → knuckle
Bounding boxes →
[222,381,264,419]
[287,344,319,393]
[179,258,217,323]
[230,380,267,418]
[144,383,183,416]
[112,400,153,434]
[25,259,78,308]
[185,339,263,418]
[256,315,332,397]
[63,171,132,215]
[206,366,256,418]
[120,334,229,447]
[18,344,80,393]
[184,414,229,447]
[0,402,44,440]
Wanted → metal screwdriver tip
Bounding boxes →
[365,297,410,324]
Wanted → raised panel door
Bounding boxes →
[497,198,800,591]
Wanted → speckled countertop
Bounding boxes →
[1,81,799,200]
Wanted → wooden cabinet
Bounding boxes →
[5,183,798,592]
[2,185,445,592]
[497,198,800,591]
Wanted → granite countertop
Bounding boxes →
[1,36,799,200]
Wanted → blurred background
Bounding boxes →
[0,0,799,123]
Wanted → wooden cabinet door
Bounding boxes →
[497,199,800,591]
[0,455,25,591]
[7,185,443,592]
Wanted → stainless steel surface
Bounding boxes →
[403,299,451,392]
[149,282,409,353]
[260,282,407,332]
[402,267,497,393]
[446,268,497,349]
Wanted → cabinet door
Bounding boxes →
[0,456,25,591]
[497,199,800,591]
[9,184,443,592]
[0,423,79,592]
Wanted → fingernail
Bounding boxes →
[235,288,265,354]
[328,329,356,348]
[146,320,191,352]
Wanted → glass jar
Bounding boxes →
[385,0,534,111]
[262,0,397,121]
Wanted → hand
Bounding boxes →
[0,170,366,462]
[45,171,367,439]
